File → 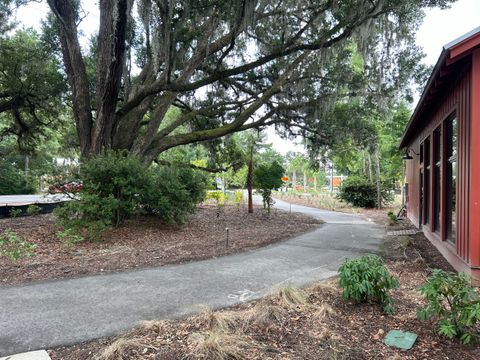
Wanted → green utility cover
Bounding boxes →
[383,330,417,350]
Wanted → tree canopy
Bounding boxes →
[0,0,454,164]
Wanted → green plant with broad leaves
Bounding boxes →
[338,254,399,314]
[0,229,36,261]
[417,269,480,344]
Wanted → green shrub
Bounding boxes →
[56,228,85,247]
[55,194,113,242]
[0,229,36,261]
[338,254,399,314]
[0,163,36,195]
[233,190,244,210]
[206,190,226,217]
[206,190,226,203]
[55,152,208,241]
[55,152,151,240]
[337,176,393,208]
[254,161,285,213]
[417,269,480,344]
[27,204,42,216]
[144,166,208,224]
[81,151,151,226]
[9,208,22,218]
[387,211,398,225]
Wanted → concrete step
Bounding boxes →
[0,350,51,360]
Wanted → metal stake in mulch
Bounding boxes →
[383,330,418,350]
[225,228,230,248]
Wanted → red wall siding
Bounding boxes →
[405,64,471,262]
[470,49,480,267]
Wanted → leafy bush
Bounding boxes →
[233,190,244,210]
[254,161,285,213]
[206,190,226,203]
[0,163,36,195]
[417,269,480,344]
[144,166,208,224]
[27,204,41,216]
[9,208,22,218]
[56,228,84,247]
[55,152,208,241]
[338,254,399,314]
[206,190,226,217]
[55,152,153,239]
[0,229,36,261]
[337,176,393,208]
[387,211,398,225]
[55,194,114,242]
[81,151,151,226]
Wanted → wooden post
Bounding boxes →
[374,147,382,209]
[247,144,254,213]
[303,171,307,193]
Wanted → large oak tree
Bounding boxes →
[19,0,454,161]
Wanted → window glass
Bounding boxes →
[433,127,441,232]
[446,116,457,243]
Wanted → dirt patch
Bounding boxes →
[48,218,479,360]
[275,193,396,225]
[382,218,455,272]
[0,205,321,285]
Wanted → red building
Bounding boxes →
[400,27,480,281]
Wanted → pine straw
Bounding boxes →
[49,242,480,360]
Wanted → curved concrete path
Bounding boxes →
[0,199,384,356]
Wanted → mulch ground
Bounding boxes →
[48,217,480,359]
[0,204,321,285]
[274,193,395,225]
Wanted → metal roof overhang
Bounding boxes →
[399,26,480,149]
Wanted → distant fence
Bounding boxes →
[0,201,66,219]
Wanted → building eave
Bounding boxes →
[400,26,480,149]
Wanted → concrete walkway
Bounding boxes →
[0,194,70,206]
[0,199,384,356]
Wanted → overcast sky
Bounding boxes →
[15,0,480,154]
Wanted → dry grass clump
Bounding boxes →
[193,305,240,332]
[96,338,145,360]
[188,330,253,360]
[308,279,338,296]
[272,284,309,308]
[142,319,168,333]
[312,302,336,320]
[243,301,287,330]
